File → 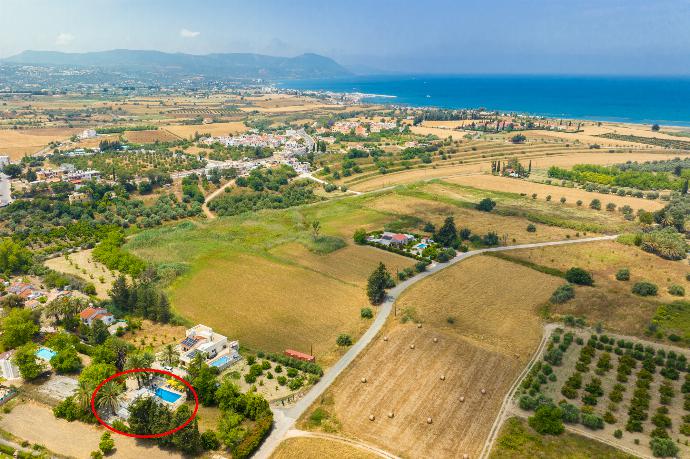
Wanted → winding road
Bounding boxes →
[255,234,617,458]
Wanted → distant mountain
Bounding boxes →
[2,49,351,80]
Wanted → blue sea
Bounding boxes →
[280,75,690,127]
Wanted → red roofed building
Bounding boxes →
[79,306,116,327]
[284,349,315,363]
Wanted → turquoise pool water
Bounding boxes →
[35,347,57,360]
[210,355,230,367]
[155,387,182,403]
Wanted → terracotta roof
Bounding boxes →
[79,307,106,319]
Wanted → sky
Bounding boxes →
[1,0,690,75]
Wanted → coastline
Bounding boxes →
[278,74,690,128]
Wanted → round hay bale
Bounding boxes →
[410,344,415,349]
[426,417,433,424]
[417,323,422,329]
[440,375,446,381]
[459,396,465,402]
[388,411,395,418]
[433,337,438,343]
[361,377,367,383]
[481,388,486,395]
[369,414,375,421]
[463,454,469,459]
[383,336,388,342]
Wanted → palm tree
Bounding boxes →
[96,381,123,415]
[126,351,155,388]
[74,380,93,412]
[162,344,179,368]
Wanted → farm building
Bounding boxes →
[284,349,316,362]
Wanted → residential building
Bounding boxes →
[0,351,20,380]
[179,324,239,366]
[78,129,97,140]
[374,232,415,247]
[79,306,116,327]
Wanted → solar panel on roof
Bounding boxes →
[181,337,197,347]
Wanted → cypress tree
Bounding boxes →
[367,262,391,305]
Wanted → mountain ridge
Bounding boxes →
[2,49,351,79]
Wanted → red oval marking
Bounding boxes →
[90,368,199,438]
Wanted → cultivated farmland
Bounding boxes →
[448,174,665,212]
[300,256,563,458]
[271,436,380,459]
[512,327,690,458]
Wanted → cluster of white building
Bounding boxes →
[201,129,311,156]
[34,163,100,184]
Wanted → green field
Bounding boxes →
[491,418,634,459]
[126,182,632,366]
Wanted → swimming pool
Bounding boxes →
[155,387,182,404]
[35,347,57,361]
[415,243,428,249]
[210,355,230,368]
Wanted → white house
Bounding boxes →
[79,306,116,327]
[179,324,239,366]
[78,129,97,140]
[0,350,20,380]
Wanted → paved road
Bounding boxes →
[254,234,617,458]
[0,173,12,207]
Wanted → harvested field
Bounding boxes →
[168,251,380,366]
[302,256,562,458]
[271,436,383,459]
[271,243,414,287]
[44,249,116,298]
[0,402,183,458]
[163,121,248,139]
[348,151,683,192]
[124,129,180,143]
[504,240,689,336]
[0,127,80,159]
[367,192,586,245]
[448,174,665,212]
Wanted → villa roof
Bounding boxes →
[79,306,107,319]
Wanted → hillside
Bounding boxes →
[2,49,350,80]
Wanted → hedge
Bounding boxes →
[231,413,273,459]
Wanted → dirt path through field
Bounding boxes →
[202,178,235,219]
[281,430,399,459]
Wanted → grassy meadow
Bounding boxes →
[126,180,630,366]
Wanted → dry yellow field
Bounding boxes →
[303,256,562,458]
[0,127,80,158]
[0,402,183,459]
[506,240,689,335]
[163,121,248,139]
[124,319,187,350]
[271,243,414,286]
[169,249,412,366]
[163,121,247,139]
[272,436,380,459]
[44,249,116,298]
[124,129,181,143]
[349,151,682,192]
[367,192,588,244]
[448,174,665,211]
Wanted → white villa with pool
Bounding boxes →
[178,324,240,371]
